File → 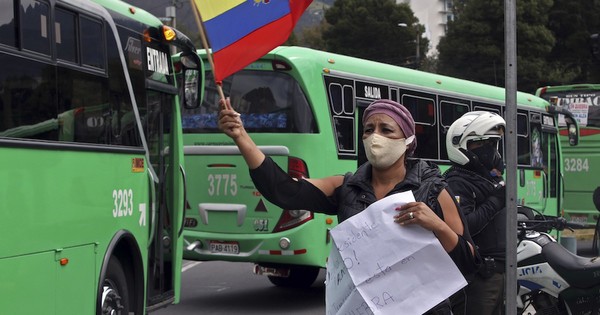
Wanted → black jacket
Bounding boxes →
[333,159,446,222]
[444,166,506,261]
[250,157,480,276]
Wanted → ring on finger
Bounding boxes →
[409,212,414,220]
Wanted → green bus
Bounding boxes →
[536,84,600,225]
[0,0,202,314]
[180,46,578,288]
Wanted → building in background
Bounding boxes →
[397,0,454,56]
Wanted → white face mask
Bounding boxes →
[363,134,415,169]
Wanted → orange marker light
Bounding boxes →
[162,26,176,41]
[326,218,333,225]
[59,258,69,266]
[143,29,151,43]
[129,7,136,14]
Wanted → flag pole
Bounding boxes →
[189,0,229,108]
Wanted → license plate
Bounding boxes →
[209,241,240,254]
[569,214,588,223]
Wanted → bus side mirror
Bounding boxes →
[180,52,204,109]
[547,105,579,146]
[564,116,579,146]
[183,68,200,109]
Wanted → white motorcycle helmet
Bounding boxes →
[446,111,506,166]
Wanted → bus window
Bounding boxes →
[0,1,16,46]
[330,82,355,155]
[240,87,277,115]
[473,103,502,115]
[335,115,355,154]
[21,0,50,55]
[58,69,109,143]
[329,83,343,114]
[55,8,77,63]
[530,114,545,169]
[544,118,559,198]
[441,101,470,125]
[440,99,470,160]
[517,112,530,165]
[80,16,104,69]
[0,57,55,139]
[390,88,399,102]
[401,93,437,159]
[356,99,372,166]
[182,70,317,134]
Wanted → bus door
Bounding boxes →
[518,111,559,216]
[144,86,179,308]
[540,113,560,216]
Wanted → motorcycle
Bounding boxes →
[517,205,600,315]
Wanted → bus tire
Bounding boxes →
[267,265,320,288]
[99,257,130,315]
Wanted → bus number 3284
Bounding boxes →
[564,158,589,172]
[207,174,238,196]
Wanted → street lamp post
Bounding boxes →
[398,23,420,68]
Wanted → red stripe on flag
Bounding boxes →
[289,0,311,24]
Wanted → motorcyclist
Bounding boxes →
[444,111,507,315]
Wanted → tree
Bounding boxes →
[437,0,555,92]
[284,31,299,46]
[297,19,330,51]
[321,0,428,68]
[543,0,600,85]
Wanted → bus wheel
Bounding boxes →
[268,266,320,288]
[100,257,130,315]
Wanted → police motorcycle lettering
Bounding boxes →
[516,206,600,314]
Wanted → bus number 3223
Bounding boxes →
[564,158,589,172]
[207,174,238,196]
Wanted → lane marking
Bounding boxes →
[182,261,203,273]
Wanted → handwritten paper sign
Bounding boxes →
[326,191,467,315]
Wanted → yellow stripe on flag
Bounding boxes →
[193,0,246,22]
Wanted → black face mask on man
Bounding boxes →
[470,142,504,175]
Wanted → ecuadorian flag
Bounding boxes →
[192,0,312,82]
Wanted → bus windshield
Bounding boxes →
[536,84,599,226]
[182,70,317,133]
[541,89,600,127]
